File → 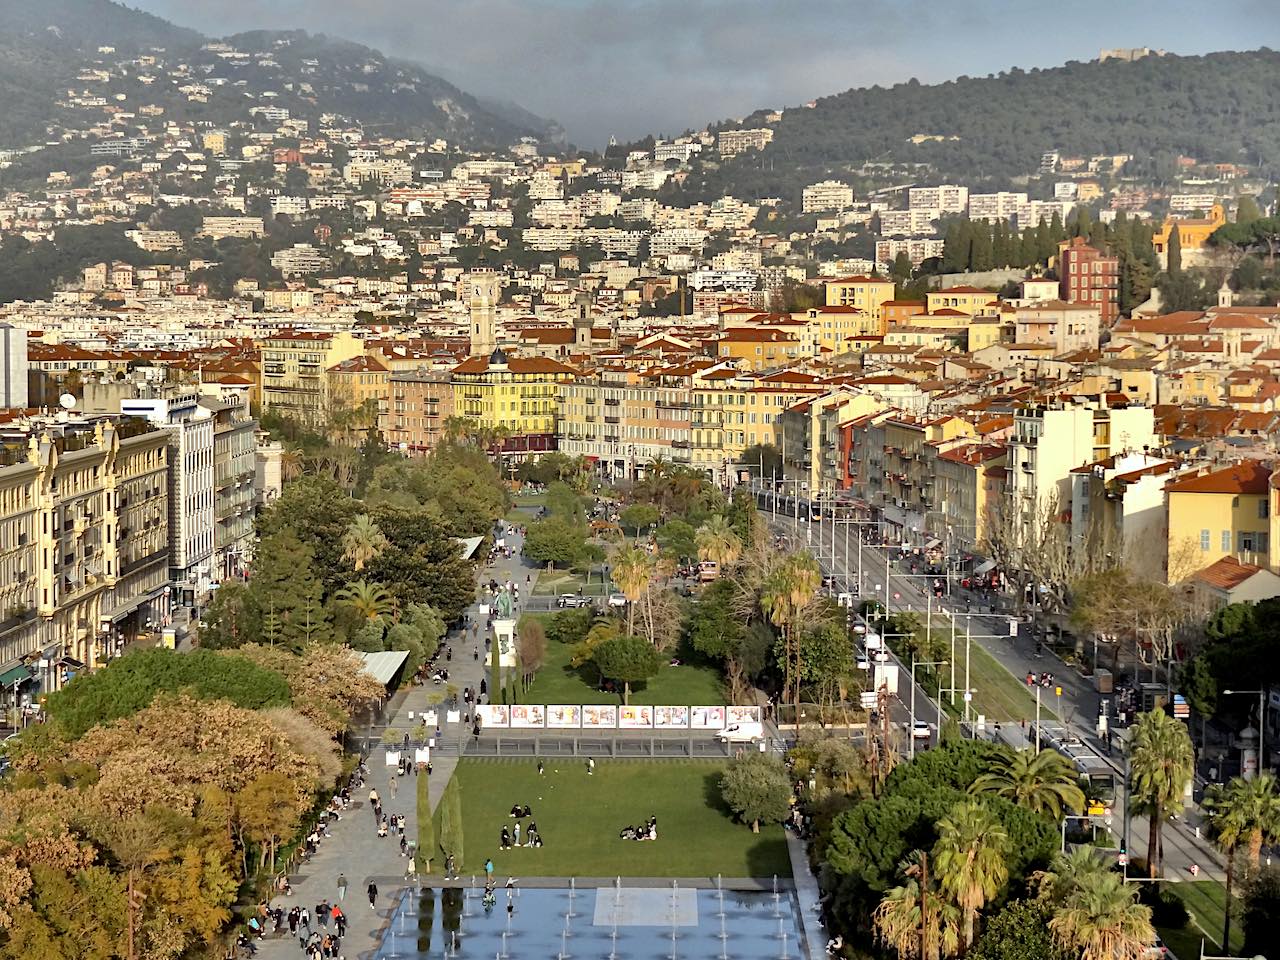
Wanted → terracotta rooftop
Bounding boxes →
[1165,460,1272,496]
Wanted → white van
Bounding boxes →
[716,722,765,744]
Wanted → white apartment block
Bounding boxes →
[468,209,515,228]
[527,175,563,201]
[879,208,940,236]
[688,269,758,291]
[576,191,621,219]
[531,200,584,228]
[125,229,183,252]
[717,128,774,157]
[802,180,855,213]
[200,216,265,239]
[270,195,309,216]
[344,158,414,186]
[909,185,969,214]
[654,141,701,163]
[650,228,709,257]
[1054,182,1079,200]
[1169,193,1223,213]
[1015,199,1074,230]
[0,324,27,410]
[309,196,351,210]
[968,192,1027,222]
[270,243,331,277]
[621,169,671,192]
[876,237,945,268]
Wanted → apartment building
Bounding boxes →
[1166,461,1272,582]
[381,369,455,456]
[909,185,969,214]
[932,442,1008,553]
[206,396,256,581]
[450,349,576,456]
[271,243,331,277]
[327,355,390,419]
[200,216,265,239]
[825,276,897,328]
[260,329,364,419]
[1014,301,1103,353]
[716,128,773,157]
[0,324,28,410]
[876,238,945,268]
[0,420,170,711]
[1069,452,1178,582]
[968,192,1027,222]
[879,208,940,237]
[802,180,854,213]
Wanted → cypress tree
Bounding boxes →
[1167,224,1183,277]
[439,777,464,869]
[416,767,434,873]
[489,631,502,702]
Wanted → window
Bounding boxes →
[1240,531,1270,555]
[1200,529,1210,551]
[1222,530,1232,552]
[1261,500,1271,520]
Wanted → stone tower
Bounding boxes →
[573,293,592,352]
[468,268,501,358]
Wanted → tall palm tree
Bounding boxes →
[1048,868,1154,960]
[873,850,961,960]
[696,514,743,571]
[1128,709,1195,877]
[342,514,389,572]
[760,551,821,721]
[1226,772,1280,870]
[970,747,1086,820]
[610,545,654,637]
[1204,778,1250,950]
[335,579,398,621]
[932,801,1009,950]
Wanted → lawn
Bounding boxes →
[1163,880,1241,958]
[525,633,725,706]
[964,640,1057,723]
[437,758,792,879]
[531,570,611,597]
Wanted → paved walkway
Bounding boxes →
[786,833,826,960]
[252,511,541,960]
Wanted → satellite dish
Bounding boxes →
[59,394,76,410]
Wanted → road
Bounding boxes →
[760,495,1224,881]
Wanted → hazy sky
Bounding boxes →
[132,0,1277,146]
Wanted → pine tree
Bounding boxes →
[1167,223,1183,277]
[1049,211,1066,245]
[1073,204,1093,238]
[1236,195,1262,225]
[489,634,502,704]
[969,223,993,271]
[942,221,967,274]
[1088,218,1107,247]
[250,529,329,651]
[890,251,913,283]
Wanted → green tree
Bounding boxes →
[334,579,399,621]
[522,518,585,569]
[655,519,697,560]
[1242,865,1280,960]
[250,528,332,650]
[970,748,1085,820]
[1129,709,1194,877]
[874,849,962,960]
[619,503,659,535]
[969,899,1056,960]
[740,443,783,479]
[760,551,821,717]
[933,800,1009,950]
[685,578,745,660]
[1047,868,1153,960]
[720,752,791,833]
[592,634,660,704]
[342,514,389,572]
[1167,223,1182,277]
[696,514,743,570]
[1236,195,1262,226]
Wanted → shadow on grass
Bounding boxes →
[700,769,792,879]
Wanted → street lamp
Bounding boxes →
[1223,688,1267,776]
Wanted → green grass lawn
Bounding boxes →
[964,640,1057,723]
[531,570,611,597]
[438,758,792,879]
[1163,880,1241,958]
[525,635,724,706]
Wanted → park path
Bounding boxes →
[252,507,540,960]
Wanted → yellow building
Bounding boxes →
[450,349,577,444]
[1153,204,1227,266]
[716,328,802,370]
[824,276,896,329]
[260,329,364,419]
[326,355,390,422]
[926,286,1000,317]
[0,421,170,709]
[1165,460,1271,582]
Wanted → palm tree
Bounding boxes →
[696,514,743,571]
[1128,709,1194,877]
[281,446,304,482]
[1204,778,1249,950]
[760,551,821,721]
[932,801,1009,950]
[610,546,654,637]
[335,579,398,621]
[342,514,389,572]
[970,747,1086,820]
[1034,847,1112,905]
[873,849,961,960]
[1048,868,1154,960]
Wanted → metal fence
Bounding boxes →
[347,733,754,759]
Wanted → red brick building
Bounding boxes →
[1058,237,1120,325]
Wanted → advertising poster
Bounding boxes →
[582,704,618,729]
[546,705,582,728]
[726,705,761,725]
[619,705,654,729]
[477,705,510,728]
[510,705,546,728]
[690,706,727,729]
[653,706,689,728]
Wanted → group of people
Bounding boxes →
[1025,671,1056,689]
[618,815,658,842]
[370,788,413,857]
[499,803,543,849]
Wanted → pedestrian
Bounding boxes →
[537,759,544,776]
[367,881,378,910]
[369,787,380,806]
[485,858,494,879]
[587,756,595,776]
[480,679,487,696]
[336,873,347,901]
[513,821,521,845]
[389,777,397,799]
[473,647,479,661]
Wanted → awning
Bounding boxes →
[925,538,941,550]
[0,666,33,688]
[358,650,410,687]
[59,656,84,669]
[973,560,996,575]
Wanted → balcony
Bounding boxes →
[604,416,620,424]
[604,398,620,407]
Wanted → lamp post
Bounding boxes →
[1223,688,1267,776]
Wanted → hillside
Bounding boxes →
[0,0,557,149]
[675,50,1280,200]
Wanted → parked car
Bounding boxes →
[606,593,627,608]
[908,720,932,740]
[716,722,765,744]
[557,594,591,608]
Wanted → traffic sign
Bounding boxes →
[1172,694,1190,719]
